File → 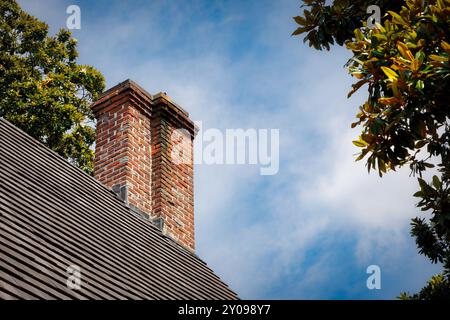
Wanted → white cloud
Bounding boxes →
[300,125,418,229]
[18,0,439,299]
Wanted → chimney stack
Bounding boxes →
[91,80,196,251]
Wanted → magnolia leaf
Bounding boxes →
[391,64,408,71]
[348,79,368,98]
[373,33,387,40]
[351,72,364,79]
[381,66,398,81]
[293,16,306,25]
[378,158,387,173]
[351,121,360,128]
[415,50,425,62]
[397,42,414,61]
[388,11,407,26]
[432,175,441,189]
[352,140,367,147]
[442,41,450,54]
[391,81,401,98]
[429,54,448,62]
[415,80,424,90]
[418,178,428,190]
[411,118,426,138]
[411,59,421,72]
[413,191,424,197]
[378,97,403,105]
[415,140,428,148]
[354,28,364,41]
[430,61,446,67]
[292,27,309,36]
[355,149,369,161]
[374,22,385,32]
[351,57,365,66]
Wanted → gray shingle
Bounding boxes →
[0,118,238,300]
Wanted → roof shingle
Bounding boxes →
[0,118,238,300]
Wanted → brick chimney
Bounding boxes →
[91,79,197,251]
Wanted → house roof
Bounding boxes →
[0,118,238,300]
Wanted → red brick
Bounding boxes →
[91,80,197,251]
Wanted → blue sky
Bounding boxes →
[19,0,442,299]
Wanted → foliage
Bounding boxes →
[412,176,450,267]
[399,274,450,299]
[292,0,404,50]
[293,0,450,299]
[0,0,104,173]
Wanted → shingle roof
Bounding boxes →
[0,118,238,300]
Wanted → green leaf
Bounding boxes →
[432,175,441,189]
[442,41,450,54]
[292,27,307,36]
[355,149,368,161]
[352,140,366,147]
[293,16,306,25]
[415,51,425,63]
[415,140,428,148]
[351,57,365,66]
[381,66,398,81]
[378,97,403,105]
[415,80,424,90]
[418,178,428,190]
[354,28,364,41]
[429,54,448,62]
[397,42,414,61]
[378,158,387,175]
[411,117,426,138]
[388,11,407,26]
[348,79,368,98]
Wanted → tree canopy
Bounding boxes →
[0,0,104,173]
[293,0,450,299]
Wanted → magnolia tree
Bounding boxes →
[0,0,104,173]
[293,0,450,299]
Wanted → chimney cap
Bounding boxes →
[92,79,190,118]
[97,79,153,101]
[152,92,189,116]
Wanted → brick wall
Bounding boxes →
[151,107,195,250]
[91,80,196,251]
